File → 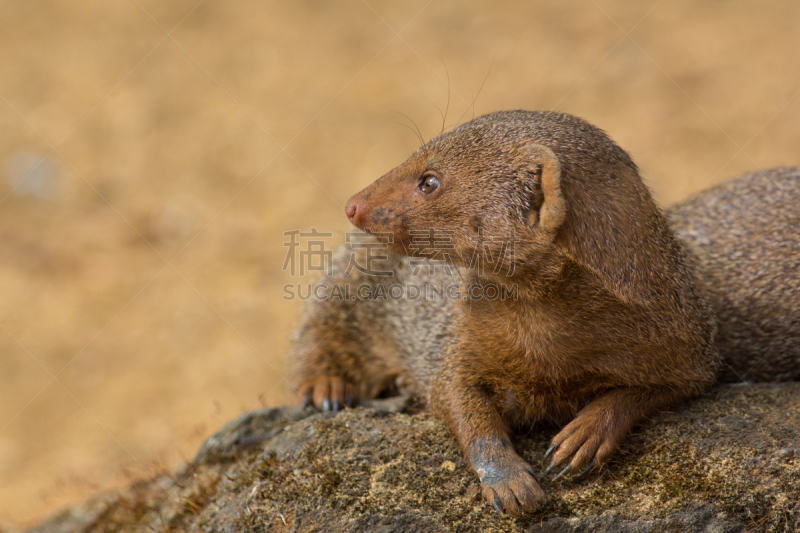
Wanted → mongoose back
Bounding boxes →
[670,167,800,382]
[290,110,800,515]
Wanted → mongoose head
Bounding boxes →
[345,110,673,304]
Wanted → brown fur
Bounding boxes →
[289,110,799,514]
[669,167,800,382]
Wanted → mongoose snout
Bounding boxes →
[344,163,437,253]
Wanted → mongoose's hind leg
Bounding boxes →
[544,387,688,478]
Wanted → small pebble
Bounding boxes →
[440,460,456,472]
[778,448,794,459]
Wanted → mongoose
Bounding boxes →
[290,110,800,514]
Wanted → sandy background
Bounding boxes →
[1,0,799,527]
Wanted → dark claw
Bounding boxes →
[322,398,331,412]
[346,395,354,408]
[544,442,557,460]
[574,459,596,481]
[332,398,340,412]
[553,464,573,481]
[493,500,504,514]
[526,467,539,482]
[544,459,558,475]
[301,395,313,409]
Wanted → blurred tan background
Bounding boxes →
[1,0,799,527]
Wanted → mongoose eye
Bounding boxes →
[420,174,440,195]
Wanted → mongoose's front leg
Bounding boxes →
[544,387,690,477]
[437,376,546,515]
[291,295,363,412]
[298,375,355,412]
[290,289,376,412]
[291,241,402,412]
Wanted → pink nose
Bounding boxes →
[345,198,363,228]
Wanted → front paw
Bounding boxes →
[544,404,628,479]
[298,376,355,412]
[470,436,546,515]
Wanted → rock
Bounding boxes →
[195,396,412,464]
[27,384,800,532]
[193,404,314,464]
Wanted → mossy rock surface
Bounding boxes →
[27,384,800,533]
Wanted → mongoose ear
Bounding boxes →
[520,144,566,233]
